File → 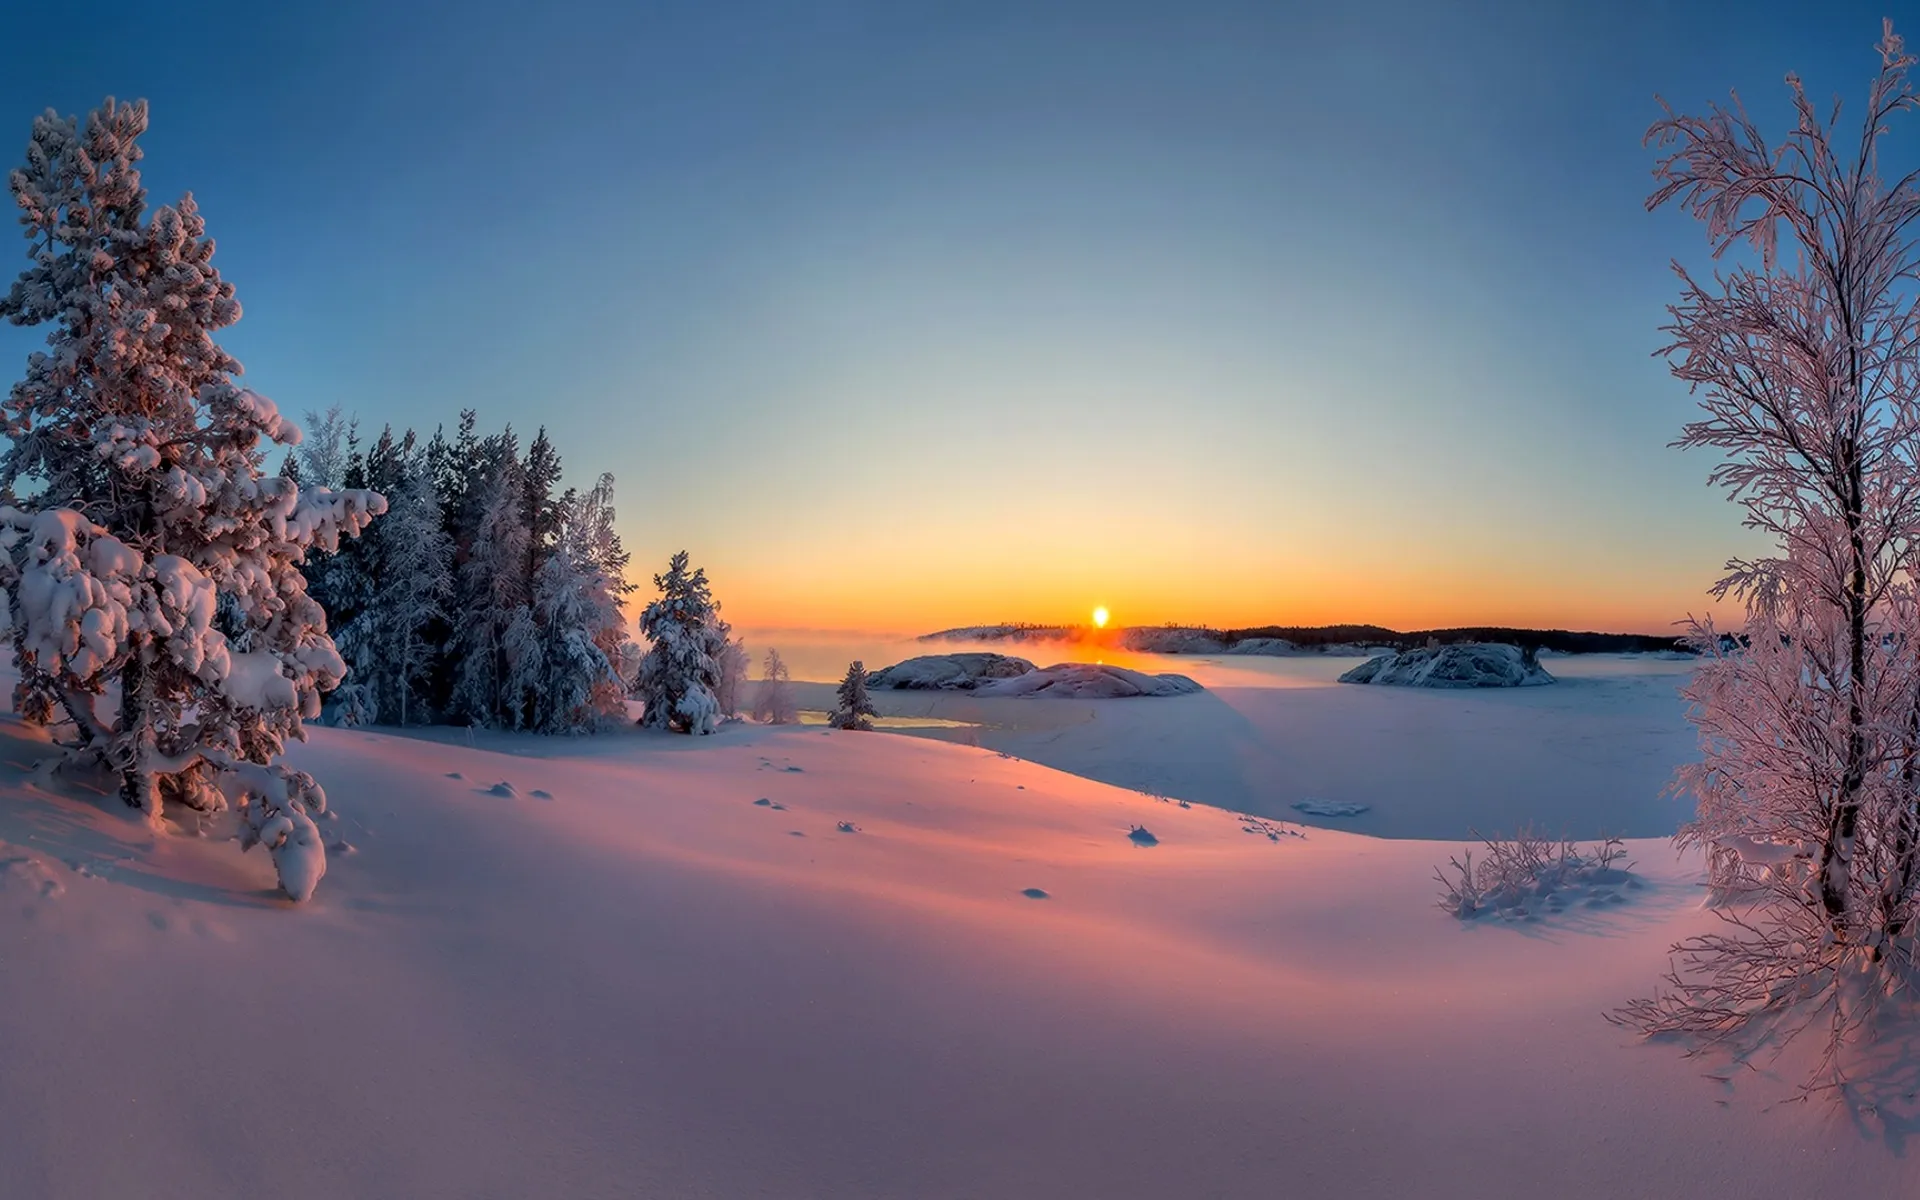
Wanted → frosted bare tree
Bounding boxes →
[1614,23,1920,1079]
[751,648,798,724]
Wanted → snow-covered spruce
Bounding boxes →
[295,409,638,733]
[635,551,731,734]
[332,433,452,728]
[829,661,878,730]
[751,648,799,724]
[1338,643,1553,688]
[526,475,638,733]
[0,99,384,901]
[448,438,532,728]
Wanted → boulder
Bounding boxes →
[1337,643,1554,688]
[867,653,1038,690]
[974,663,1203,698]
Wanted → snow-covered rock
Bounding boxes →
[1337,643,1554,688]
[974,663,1203,698]
[1220,636,1297,655]
[1118,627,1227,654]
[868,653,1038,690]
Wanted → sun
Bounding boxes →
[1092,606,1110,629]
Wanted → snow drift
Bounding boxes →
[1338,643,1554,688]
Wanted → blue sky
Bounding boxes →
[0,0,1903,630]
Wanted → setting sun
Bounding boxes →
[1092,606,1110,629]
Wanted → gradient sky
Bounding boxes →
[1,0,1904,633]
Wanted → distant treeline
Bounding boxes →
[1213,625,1692,654]
[924,622,1695,655]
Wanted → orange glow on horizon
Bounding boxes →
[638,516,1754,640]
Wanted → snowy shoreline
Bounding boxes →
[1,689,1904,1199]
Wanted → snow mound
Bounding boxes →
[1337,643,1554,688]
[973,663,1203,699]
[868,653,1037,690]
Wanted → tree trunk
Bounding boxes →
[1816,440,1869,931]
[117,641,152,812]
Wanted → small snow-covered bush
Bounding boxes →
[1434,829,1633,919]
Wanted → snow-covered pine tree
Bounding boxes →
[0,98,384,901]
[829,661,876,731]
[566,473,638,722]
[317,429,385,724]
[297,405,350,490]
[521,426,564,585]
[519,474,636,732]
[448,443,530,727]
[635,550,728,734]
[360,452,452,725]
[752,648,798,724]
[499,603,543,729]
[426,410,478,537]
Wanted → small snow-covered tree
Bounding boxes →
[635,550,728,734]
[752,648,798,724]
[829,661,876,731]
[297,405,350,490]
[1614,25,1920,1074]
[0,99,384,901]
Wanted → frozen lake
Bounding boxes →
[748,631,1702,841]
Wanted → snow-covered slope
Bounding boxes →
[973,663,1203,698]
[1339,642,1555,688]
[0,699,1909,1198]
[868,652,1037,689]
